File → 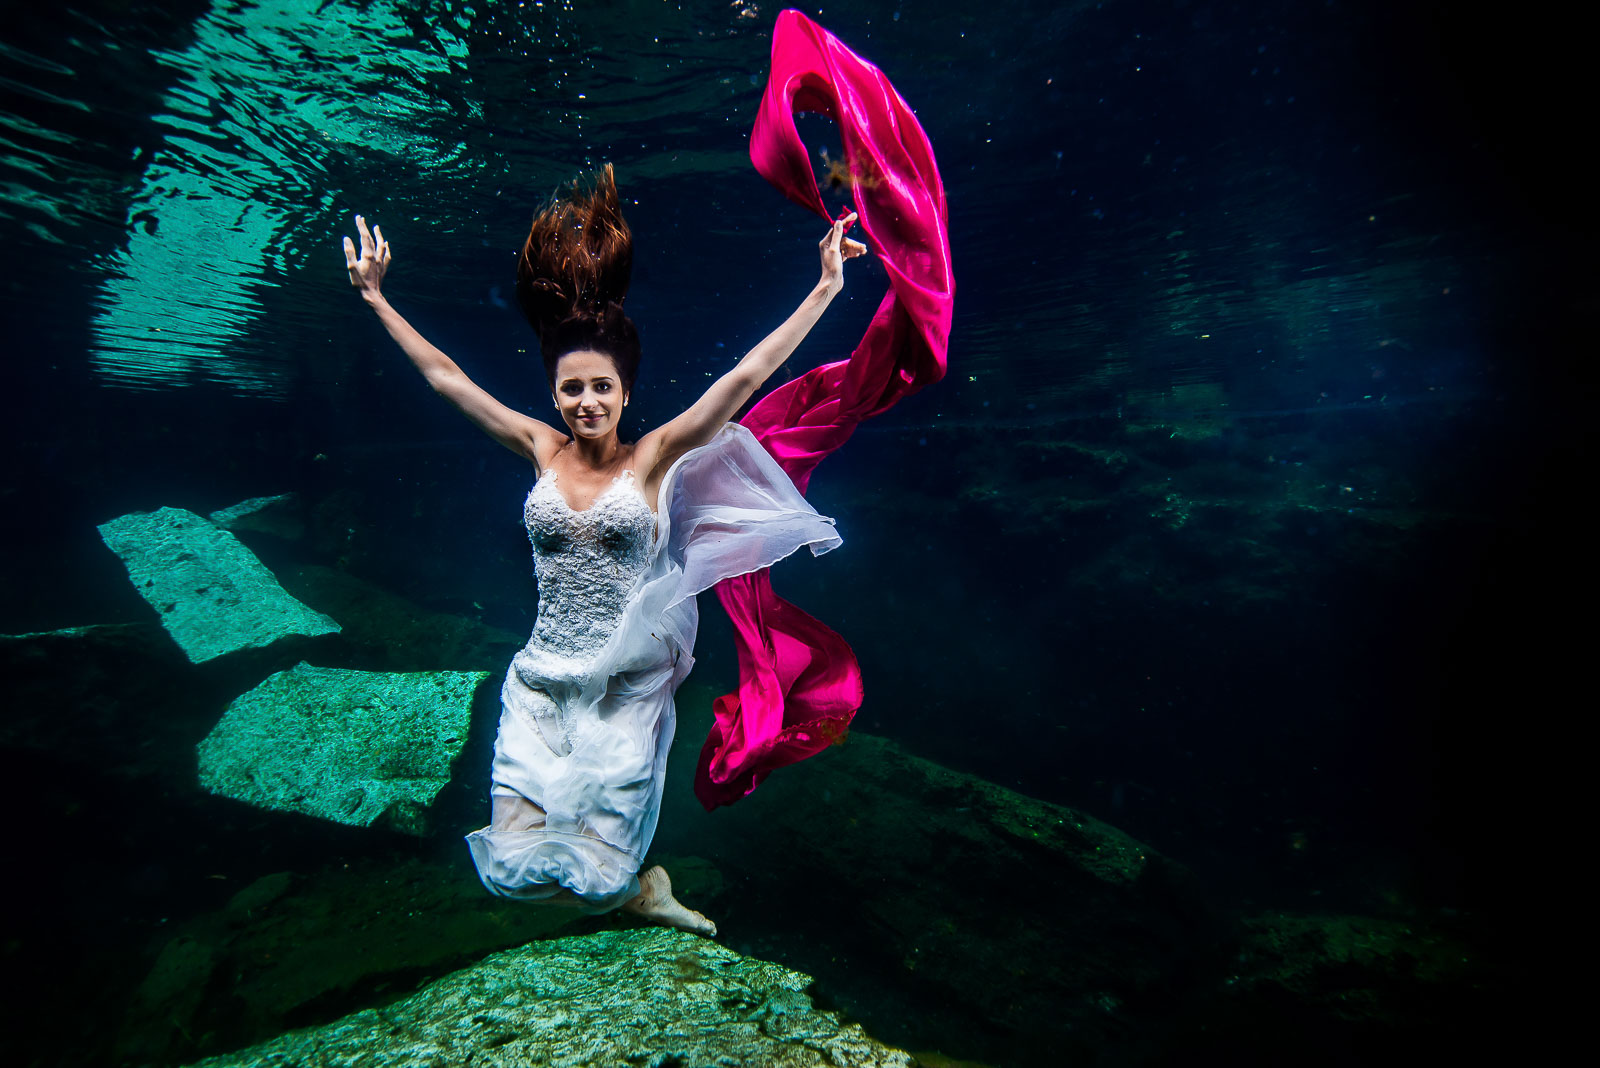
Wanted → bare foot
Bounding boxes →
[621,865,718,937]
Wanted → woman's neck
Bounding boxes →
[568,433,627,470]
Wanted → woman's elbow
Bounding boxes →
[727,366,765,399]
[427,367,466,396]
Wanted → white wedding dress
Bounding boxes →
[465,423,840,911]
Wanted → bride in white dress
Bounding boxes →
[342,165,865,934]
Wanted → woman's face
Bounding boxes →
[552,349,628,440]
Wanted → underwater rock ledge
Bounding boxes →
[208,492,306,540]
[670,728,1481,1064]
[667,727,1220,1062]
[97,505,339,663]
[182,926,914,1068]
[197,661,489,835]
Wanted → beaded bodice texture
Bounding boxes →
[522,469,655,661]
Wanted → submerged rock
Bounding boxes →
[110,849,734,1065]
[185,927,912,1068]
[276,563,523,673]
[119,935,218,1065]
[1226,911,1481,1024]
[196,661,488,834]
[0,622,204,781]
[658,726,1220,1063]
[1154,909,1490,1064]
[208,492,306,541]
[120,858,570,1062]
[97,506,339,663]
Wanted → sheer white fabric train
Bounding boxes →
[465,422,840,911]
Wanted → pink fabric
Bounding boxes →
[693,9,953,809]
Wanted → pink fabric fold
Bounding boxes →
[693,9,953,809]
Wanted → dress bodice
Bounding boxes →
[522,469,656,662]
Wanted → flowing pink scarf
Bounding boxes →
[693,9,954,809]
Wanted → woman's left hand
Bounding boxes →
[819,212,868,293]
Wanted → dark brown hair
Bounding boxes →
[516,163,641,391]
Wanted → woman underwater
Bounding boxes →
[342,165,866,935]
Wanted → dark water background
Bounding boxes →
[0,0,1585,1064]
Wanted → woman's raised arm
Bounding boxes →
[343,214,566,468]
[635,213,866,483]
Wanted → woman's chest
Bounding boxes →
[522,476,655,561]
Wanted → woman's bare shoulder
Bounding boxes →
[531,422,570,473]
[631,427,667,475]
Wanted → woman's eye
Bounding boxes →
[595,382,611,392]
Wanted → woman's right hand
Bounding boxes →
[819,211,866,294]
[342,214,391,301]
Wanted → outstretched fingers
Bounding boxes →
[343,213,391,289]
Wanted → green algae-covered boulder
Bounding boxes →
[97,505,339,663]
[196,661,488,835]
[185,927,913,1068]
